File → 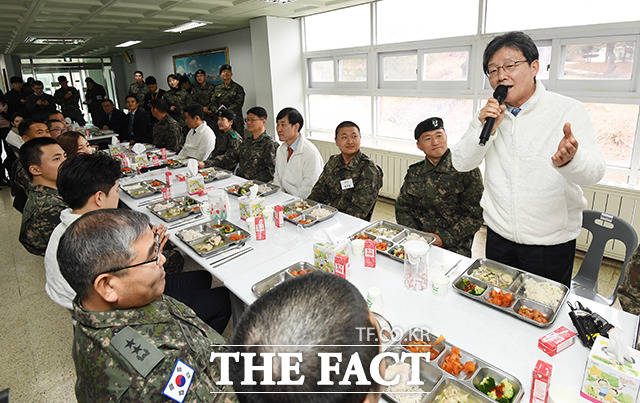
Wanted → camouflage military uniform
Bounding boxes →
[308,151,383,220]
[619,246,640,314]
[165,88,193,128]
[129,81,150,105]
[203,129,242,171]
[19,185,67,256]
[152,115,182,152]
[72,295,238,402]
[54,86,85,125]
[209,81,245,134]
[235,132,278,182]
[192,82,217,127]
[395,149,484,257]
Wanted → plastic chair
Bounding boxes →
[571,210,638,306]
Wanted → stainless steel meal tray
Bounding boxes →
[120,181,162,199]
[147,196,200,223]
[282,199,338,228]
[251,262,319,297]
[177,219,251,258]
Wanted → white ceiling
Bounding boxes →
[1,0,374,57]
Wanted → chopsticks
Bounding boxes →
[210,247,254,268]
[138,197,164,207]
[167,215,205,230]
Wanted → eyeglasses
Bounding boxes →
[487,60,528,78]
[96,233,160,280]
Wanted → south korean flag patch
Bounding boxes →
[162,359,195,402]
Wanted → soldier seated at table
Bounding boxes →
[395,117,484,257]
[198,108,242,172]
[150,98,182,152]
[619,246,640,315]
[19,137,67,255]
[236,106,278,182]
[230,272,382,402]
[57,209,237,402]
[308,121,382,220]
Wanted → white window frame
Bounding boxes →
[418,46,472,91]
[378,50,418,89]
[307,57,335,88]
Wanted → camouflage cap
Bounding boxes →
[219,64,232,74]
[414,117,444,140]
[195,69,206,76]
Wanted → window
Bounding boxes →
[338,56,367,82]
[486,0,640,32]
[537,45,552,80]
[377,0,478,44]
[381,52,417,82]
[304,4,370,51]
[585,103,639,169]
[423,50,469,81]
[309,59,334,83]
[308,95,372,137]
[560,40,635,80]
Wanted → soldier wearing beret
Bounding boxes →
[199,108,242,171]
[308,121,383,220]
[209,64,245,137]
[395,117,484,257]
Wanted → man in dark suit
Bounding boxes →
[125,95,152,145]
[98,99,127,140]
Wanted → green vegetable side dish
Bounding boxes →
[461,278,485,295]
[477,377,515,403]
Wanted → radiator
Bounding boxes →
[311,138,636,261]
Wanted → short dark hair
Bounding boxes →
[19,137,59,179]
[178,74,191,85]
[11,112,25,122]
[134,70,144,76]
[125,94,138,103]
[334,121,360,137]
[56,131,86,158]
[184,104,204,121]
[150,98,169,113]
[57,209,150,301]
[246,106,267,119]
[145,76,157,85]
[101,99,114,105]
[33,80,44,87]
[276,107,303,131]
[483,31,539,76]
[10,76,23,84]
[18,119,44,138]
[57,75,68,82]
[217,108,235,122]
[230,272,380,402]
[46,119,64,129]
[57,153,122,209]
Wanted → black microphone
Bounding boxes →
[479,85,508,146]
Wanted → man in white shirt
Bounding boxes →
[272,107,323,199]
[178,103,216,161]
[451,31,605,286]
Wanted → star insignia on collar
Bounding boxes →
[125,338,135,349]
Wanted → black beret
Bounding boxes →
[217,108,235,121]
[195,69,206,76]
[219,64,232,74]
[414,117,444,140]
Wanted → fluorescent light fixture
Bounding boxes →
[25,37,87,45]
[164,20,211,33]
[263,0,295,3]
[115,40,141,48]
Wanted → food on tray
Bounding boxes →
[148,180,164,188]
[221,225,235,234]
[130,187,152,197]
[287,212,299,219]
[392,247,405,259]
[354,233,371,240]
[487,289,514,307]
[376,241,389,251]
[441,347,475,376]
[517,306,549,324]
[472,265,515,289]
[193,235,224,253]
[383,362,423,403]
[477,377,516,402]
[460,278,485,295]
[121,167,133,175]
[370,226,400,239]
[160,206,186,218]
[214,171,229,179]
[434,384,479,403]
[179,229,207,242]
[238,187,249,195]
[122,183,143,192]
[165,159,184,167]
[290,268,313,277]
[229,233,246,242]
[298,219,314,225]
[228,187,240,193]
[403,339,441,360]
[291,201,312,210]
[257,184,272,193]
[308,207,333,219]
[523,278,564,308]
[405,232,429,243]
[151,201,175,212]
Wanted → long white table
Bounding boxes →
[119,166,639,403]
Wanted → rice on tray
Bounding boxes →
[523,278,564,308]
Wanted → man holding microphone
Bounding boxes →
[452,31,605,286]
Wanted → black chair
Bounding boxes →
[365,164,384,222]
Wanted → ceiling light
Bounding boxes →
[164,20,211,33]
[25,37,87,45]
[263,0,295,3]
[115,40,141,48]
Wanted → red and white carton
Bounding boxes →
[530,360,552,403]
[274,205,284,228]
[334,254,350,279]
[152,155,160,165]
[364,239,376,268]
[161,148,167,159]
[161,187,171,201]
[255,216,266,241]
[165,171,172,186]
[176,174,186,182]
[538,326,576,357]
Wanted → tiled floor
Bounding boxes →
[0,192,626,401]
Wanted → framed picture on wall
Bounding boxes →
[172,47,229,85]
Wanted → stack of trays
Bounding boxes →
[282,199,338,228]
[225,180,280,197]
[349,220,436,262]
[147,196,201,222]
[120,179,165,199]
[452,258,570,327]
[384,328,523,402]
[175,220,251,257]
[251,262,319,297]
[199,167,232,183]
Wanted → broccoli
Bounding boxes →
[478,377,496,393]
[500,379,515,400]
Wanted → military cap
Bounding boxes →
[217,108,235,121]
[414,117,444,140]
[219,64,232,74]
[195,69,206,76]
